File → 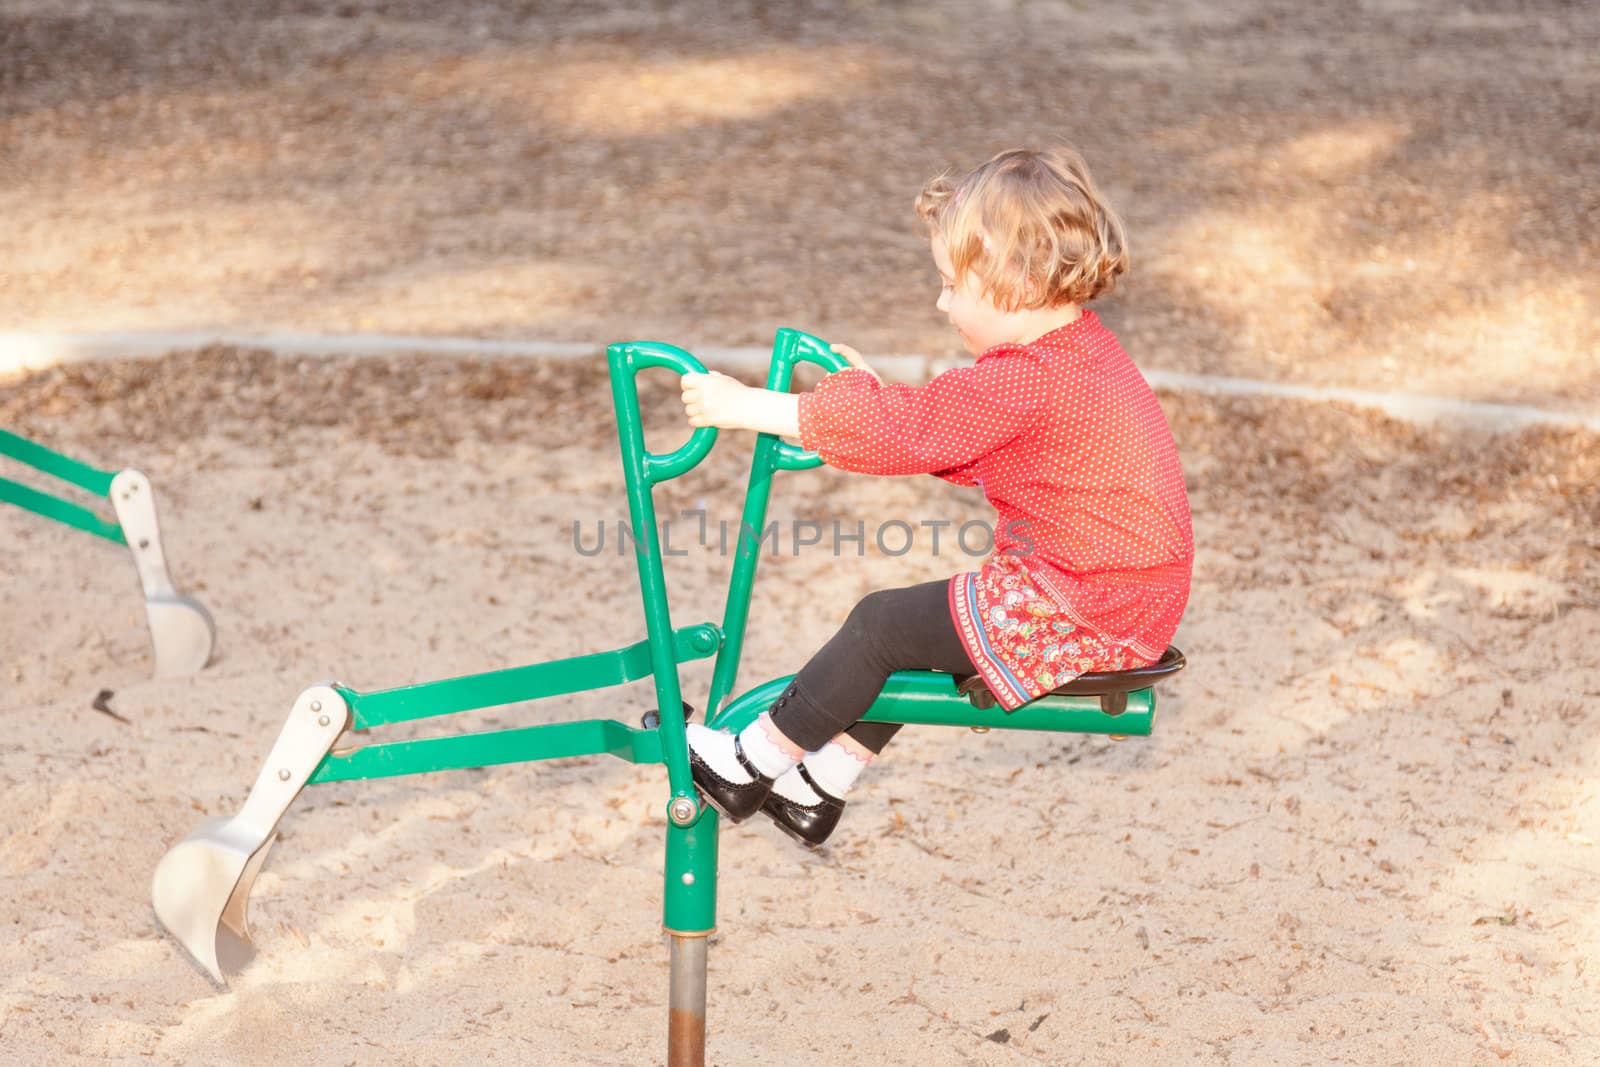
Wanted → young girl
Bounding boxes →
[678,146,1193,847]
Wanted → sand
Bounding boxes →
[3,2,1598,1064]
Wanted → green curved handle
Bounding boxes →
[610,341,720,483]
[767,329,850,471]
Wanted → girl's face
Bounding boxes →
[931,234,1019,357]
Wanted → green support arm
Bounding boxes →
[307,626,725,783]
[0,429,117,496]
[0,430,124,541]
[337,624,723,730]
[310,717,665,783]
[0,475,124,542]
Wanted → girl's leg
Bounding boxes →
[687,579,973,825]
[754,580,975,845]
[770,579,976,752]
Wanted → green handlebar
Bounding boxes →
[766,329,849,471]
[609,342,721,484]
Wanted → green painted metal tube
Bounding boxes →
[309,717,664,783]
[0,429,116,497]
[766,329,848,472]
[703,451,776,718]
[0,475,124,542]
[607,341,714,813]
[340,624,722,729]
[662,813,719,935]
[710,671,1155,737]
[615,344,719,485]
[705,329,847,716]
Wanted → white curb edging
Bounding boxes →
[1137,369,1600,434]
[2,330,1595,434]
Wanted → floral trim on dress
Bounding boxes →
[948,553,1139,711]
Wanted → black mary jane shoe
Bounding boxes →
[688,734,773,822]
[761,765,845,848]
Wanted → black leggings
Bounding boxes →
[767,579,977,754]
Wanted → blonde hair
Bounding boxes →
[915,146,1128,310]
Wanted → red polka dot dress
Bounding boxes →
[797,310,1194,710]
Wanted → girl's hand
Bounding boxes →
[830,343,881,383]
[681,370,755,430]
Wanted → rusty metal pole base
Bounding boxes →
[667,933,708,1067]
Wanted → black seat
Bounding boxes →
[953,646,1186,716]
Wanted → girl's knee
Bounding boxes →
[842,589,922,668]
[845,589,898,636]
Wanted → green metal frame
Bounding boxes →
[0,429,125,542]
[5,427,218,680]
[279,327,1156,939]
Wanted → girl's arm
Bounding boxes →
[680,344,879,436]
[796,347,1048,476]
[680,372,801,435]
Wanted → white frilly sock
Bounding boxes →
[796,737,873,799]
[770,765,825,806]
[737,713,801,778]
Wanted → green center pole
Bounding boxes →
[606,341,723,1066]
[650,331,847,1064]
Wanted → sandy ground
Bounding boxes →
[4,352,1598,1066]
[3,2,1599,1065]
